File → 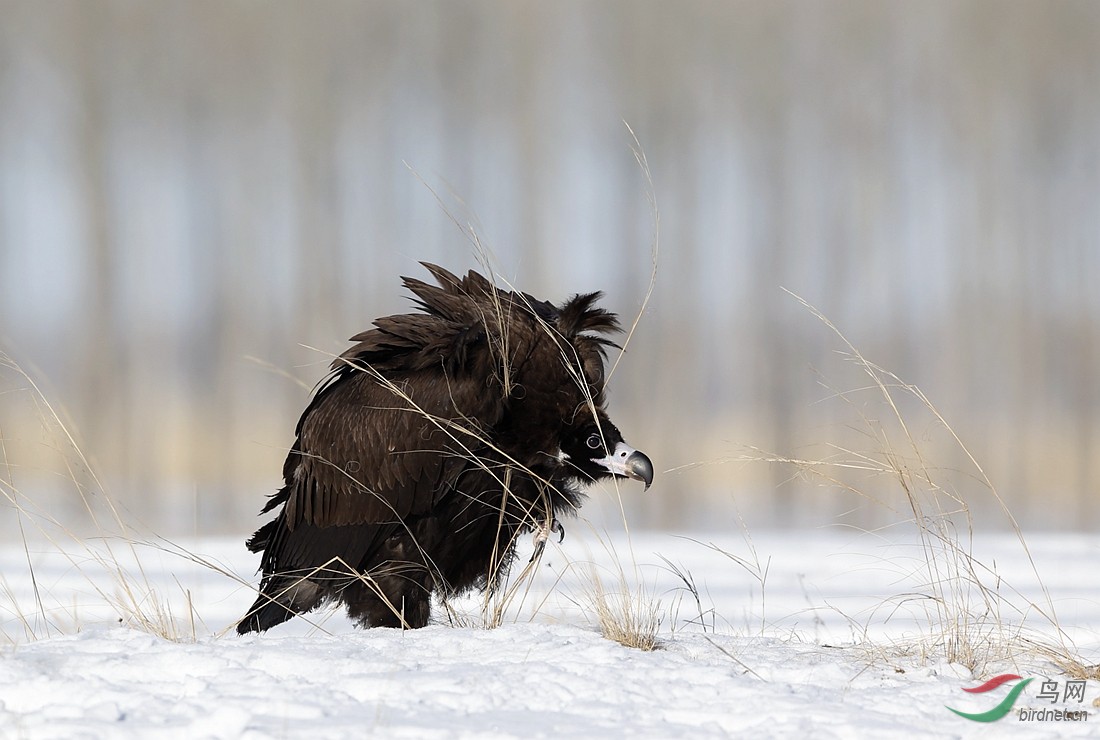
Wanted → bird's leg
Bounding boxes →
[530,519,566,561]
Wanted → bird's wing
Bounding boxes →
[280,364,503,530]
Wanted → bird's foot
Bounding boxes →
[530,519,565,561]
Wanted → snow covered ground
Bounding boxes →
[1,526,1098,738]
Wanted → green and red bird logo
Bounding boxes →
[946,674,1032,722]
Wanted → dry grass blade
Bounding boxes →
[657,555,713,634]
[606,120,659,385]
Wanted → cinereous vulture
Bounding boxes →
[238,264,652,633]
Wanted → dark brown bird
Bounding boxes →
[237,264,653,633]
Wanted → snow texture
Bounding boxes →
[1,530,1098,738]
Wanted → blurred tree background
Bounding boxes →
[1,1,1098,535]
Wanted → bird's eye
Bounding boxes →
[586,433,602,450]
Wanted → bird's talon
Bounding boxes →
[552,519,565,543]
[531,519,565,561]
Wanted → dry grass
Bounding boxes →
[667,529,771,637]
[588,560,663,651]
[741,293,1083,676]
[0,351,224,643]
[659,555,716,635]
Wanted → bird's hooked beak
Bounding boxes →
[597,442,654,490]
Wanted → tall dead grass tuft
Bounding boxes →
[743,293,1081,675]
[0,351,229,643]
[588,558,663,651]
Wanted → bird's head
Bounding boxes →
[557,418,653,490]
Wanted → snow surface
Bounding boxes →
[1,528,1099,738]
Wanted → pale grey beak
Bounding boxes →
[596,442,654,490]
